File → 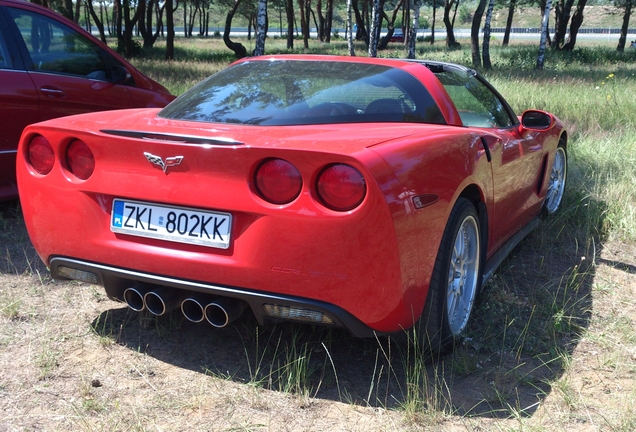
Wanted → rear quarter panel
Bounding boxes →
[370,128,494,320]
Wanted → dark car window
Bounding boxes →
[7,7,108,79]
[435,69,514,128]
[0,21,12,69]
[160,60,446,126]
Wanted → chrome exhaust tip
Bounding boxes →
[123,286,149,312]
[204,298,246,328]
[144,287,184,316]
[180,296,208,323]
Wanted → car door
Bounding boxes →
[5,5,136,121]
[437,68,544,251]
[0,7,39,199]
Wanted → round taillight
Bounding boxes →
[316,164,366,211]
[27,135,55,175]
[254,158,302,204]
[66,139,95,180]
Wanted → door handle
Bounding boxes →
[40,87,66,98]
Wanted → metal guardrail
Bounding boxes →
[489,27,636,34]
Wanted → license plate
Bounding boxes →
[111,199,232,249]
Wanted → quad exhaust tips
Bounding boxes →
[124,286,246,327]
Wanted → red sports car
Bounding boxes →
[0,0,174,200]
[17,55,567,352]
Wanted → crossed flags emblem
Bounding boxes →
[144,152,184,173]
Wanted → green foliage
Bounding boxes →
[459,4,473,24]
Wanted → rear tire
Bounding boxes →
[416,198,482,354]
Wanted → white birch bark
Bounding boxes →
[254,0,267,56]
[347,0,355,55]
[368,0,381,57]
[408,0,421,59]
[537,0,552,69]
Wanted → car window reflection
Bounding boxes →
[8,7,107,79]
[160,60,447,126]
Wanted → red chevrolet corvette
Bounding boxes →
[17,55,567,352]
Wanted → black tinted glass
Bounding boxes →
[159,60,446,126]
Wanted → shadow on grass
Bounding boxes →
[0,200,47,276]
[90,189,606,419]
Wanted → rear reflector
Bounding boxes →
[263,304,334,325]
[66,139,95,180]
[27,135,55,175]
[254,158,302,204]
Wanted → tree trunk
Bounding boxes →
[347,0,355,55]
[352,0,368,44]
[115,0,123,48]
[286,0,294,48]
[165,0,175,59]
[86,0,107,43]
[408,0,420,58]
[317,0,325,41]
[471,0,487,67]
[562,0,587,50]
[154,1,165,40]
[482,0,495,69]
[223,0,247,58]
[537,0,552,69]
[430,0,436,44]
[443,0,458,48]
[617,0,632,52]
[368,0,381,57]
[253,0,267,55]
[553,0,575,48]
[61,0,73,20]
[298,0,309,49]
[502,0,515,46]
[74,0,81,23]
[379,0,404,50]
[325,0,333,42]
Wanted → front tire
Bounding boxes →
[417,198,482,353]
[543,141,567,215]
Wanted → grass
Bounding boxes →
[1,37,636,430]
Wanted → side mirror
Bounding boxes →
[520,110,555,131]
[110,66,132,84]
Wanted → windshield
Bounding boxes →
[159,60,446,126]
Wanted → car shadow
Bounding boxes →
[0,200,48,277]
[90,193,606,418]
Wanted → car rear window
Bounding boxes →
[159,60,446,126]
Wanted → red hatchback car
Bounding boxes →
[0,0,174,200]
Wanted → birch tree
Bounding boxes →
[253,0,267,55]
[482,0,495,68]
[347,0,355,55]
[408,0,421,59]
[368,0,382,57]
[537,0,551,69]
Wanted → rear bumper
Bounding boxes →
[50,256,381,338]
